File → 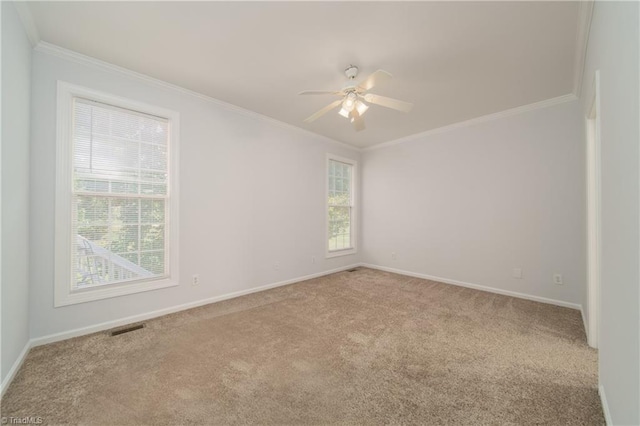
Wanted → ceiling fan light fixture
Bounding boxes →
[339,93,361,119]
[344,92,358,107]
[355,100,369,116]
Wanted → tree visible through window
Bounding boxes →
[72,99,170,289]
[328,158,355,252]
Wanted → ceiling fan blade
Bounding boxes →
[349,109,366,132]
[363,93,413,113]
[298,90,343,96]
[357,69,392,92]
[352,117,365,132]
[304,99,343,123]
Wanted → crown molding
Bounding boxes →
[33,41,360,153]
[12,1,40,47]
[364,93,579,152]
[573,0,594,98]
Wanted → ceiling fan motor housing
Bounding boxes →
[342,65,360,92]
[345,65,359,80]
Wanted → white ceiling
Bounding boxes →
[26,1,581,148]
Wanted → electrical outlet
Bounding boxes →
[512,268,523,279]
[192,274,199,286]
[391,252,397,260]
[274,262,280,270]
[553,273,563,285]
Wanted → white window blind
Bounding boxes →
[72,97,170,290]
[328,158,354,252]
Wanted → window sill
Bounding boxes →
[326,248,357,259]
[55,277,178,307]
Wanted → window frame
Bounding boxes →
[326,154,357,258]
[54,81,180,307]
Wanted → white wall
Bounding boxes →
[361,99,586,306]
[1,2,31,385]
[580,2,639,424]
[29,49,360,340]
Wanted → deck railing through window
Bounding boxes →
[75,235,154,288]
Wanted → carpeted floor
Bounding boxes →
[2,268,603,425]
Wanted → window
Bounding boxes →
[55,82,179,306]
[327,155,357,257]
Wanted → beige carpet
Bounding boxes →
[2,268,603,425]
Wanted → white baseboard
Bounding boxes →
[599,385,612,425]
[359,263,582,310]
[31,264,360,347]
[0,340,32,398]
[580,306,590,340]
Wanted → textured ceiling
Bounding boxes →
[27,1,580,148]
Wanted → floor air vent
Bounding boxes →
[347,268,360,272]
[110,324,145,336]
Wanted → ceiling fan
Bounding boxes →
[299,65,413,132]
